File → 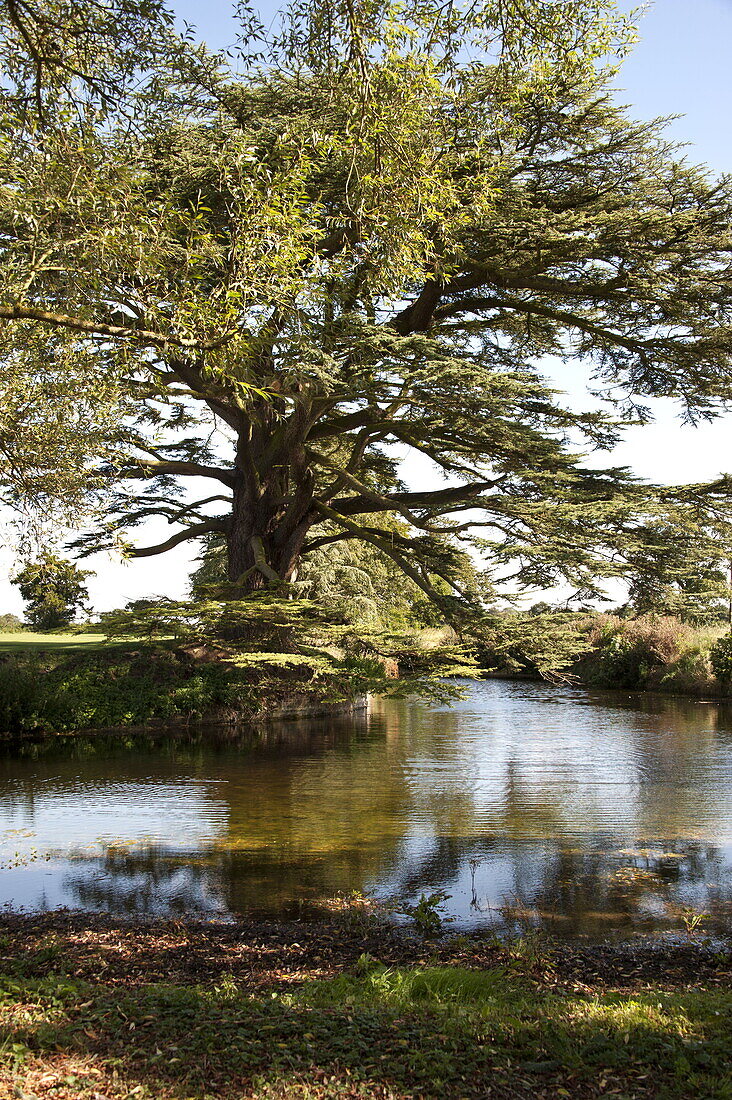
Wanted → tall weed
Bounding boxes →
[585,613,726,693]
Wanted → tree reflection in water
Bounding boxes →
[2,681,732,939]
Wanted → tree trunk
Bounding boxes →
[224,428,315,592]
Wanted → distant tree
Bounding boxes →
[0,612,23,632]
[11,552,92,631]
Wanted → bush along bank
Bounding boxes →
[474,610,732,695]
[0,597,474,737]
[0,644,368,736]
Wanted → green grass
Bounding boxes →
[0,944,730,1099]
[0,631,112,653]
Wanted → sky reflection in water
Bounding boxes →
[1,679,731,940]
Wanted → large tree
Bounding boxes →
[2,0,732,612]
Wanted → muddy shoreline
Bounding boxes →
[1,911,729,993]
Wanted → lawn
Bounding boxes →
[0,631,110,653]
[0,916,730,1099]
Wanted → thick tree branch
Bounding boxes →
[307,409,378,441]
[250,535,281,582]
[330,480,498,516]
[122,459,236,487]
[0,303,235,351]
[391,279,443,335]
[166,355,243,431]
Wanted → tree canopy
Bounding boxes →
[3,0,732,615]
[0,0,176,121]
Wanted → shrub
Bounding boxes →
[0,658,48,731]
[656,646,717,695]
[710,633,732,685]
[0,639,427,735]
[586,614,689,689]
[0,648,245,735]
[0,613,23,632]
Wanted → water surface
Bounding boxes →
[2,680,732,940]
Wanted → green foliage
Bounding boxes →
[0,640,460,735]
[400,890,454,938]
[658,644,717,696]
[11,552,92,631]
[473,611,590,681]
[471,609,728,694]
[710,633,732,685]
[584,614,689,690]
[190,528,488,631]
[580,613,727,694]
[622,519,732,624]
[0,658,44,731]
[4,928,732,1100]
[0,0,179,123]
[0,647,238,733]
[98,593,474,674]
[0,613,23,632]
[189,528,433,630]
[97,594,343,649]
[680,908,708,935]
[0,588,473,733]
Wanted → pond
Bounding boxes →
[1,679,732,940]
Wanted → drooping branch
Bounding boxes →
[112,495,232,527]
[432,294,652,357]
[128,518,226,558]
[165,495,233,524]
[310,451,465,532]
[312,499,455,608]
[311,499,481,611]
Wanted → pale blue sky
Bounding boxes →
[2,0,732,614]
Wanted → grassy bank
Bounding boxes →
[5,611,732,738]
[0,611,469,736]
[0,633,378,736]
[0,915,729,1098]
[0,631,111,653]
